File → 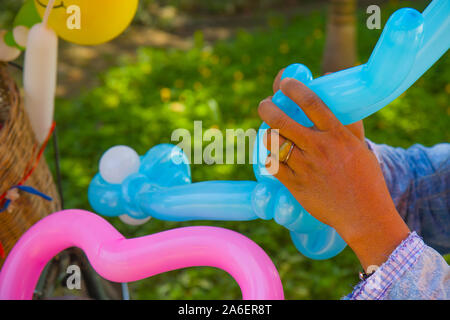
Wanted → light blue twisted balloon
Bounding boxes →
[89,1,449,260]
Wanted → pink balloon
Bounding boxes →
[0,210,284,300]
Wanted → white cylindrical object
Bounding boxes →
[23,23,58,144]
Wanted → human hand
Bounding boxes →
[259,77,410,270]
[272,68,365,141]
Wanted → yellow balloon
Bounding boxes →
[34,0,138,45]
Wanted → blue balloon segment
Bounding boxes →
[88,174,124,217]
[290,227,347,260]
[121,173,159,219]
[272,7,429,126]
[139,181,258,221]
[252,123,273,183]
[88,144,191,219]
[380,0,449,111]
[139,143,191,187]
[269,3,449,126]
[274,63,314,126]
[88,1,448,261]
[273,187,327,234]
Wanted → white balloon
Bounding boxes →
[13,26,29,48]
[119,214,151,226]
[99,145,140,184]
[0,31,21,62]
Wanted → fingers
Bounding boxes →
[345,120,365,142]
[258,98,314,149]
[263,129,285,153]
[280,78,341,132]
[265,154,296,183]
[264,129,308,173]
[263,129,285,160]
[273,68,285,94]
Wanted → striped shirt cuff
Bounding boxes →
[345,232,425,300]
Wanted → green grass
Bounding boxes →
[49,1,448,299]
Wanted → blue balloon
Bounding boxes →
[290,227,347,260]
[88,144,191,219]
[140,143,191,187]
[140,181,258,221]
[88,174,124,217]
[88,1,449,260]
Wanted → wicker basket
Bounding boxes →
[0,63,61,268]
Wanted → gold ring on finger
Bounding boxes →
[278,139,295,164]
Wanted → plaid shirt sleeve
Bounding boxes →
[365,140,450,255]
[344,232,450,300]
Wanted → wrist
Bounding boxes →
[338,208,410,271]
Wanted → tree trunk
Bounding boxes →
[322,0,357,73]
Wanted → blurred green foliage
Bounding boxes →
[0,0,319,29]
[43,1,449,299]
[137,0,318,15]
[0,0,21,29]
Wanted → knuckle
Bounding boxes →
[332,125,350,142]
[302,92,321,111]
[284,78,299,93]
[315,141,329,158]
[275,114,293,133]
[279,77,292,91]
[329,121,343,134]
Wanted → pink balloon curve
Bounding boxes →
[0,210,284,300]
